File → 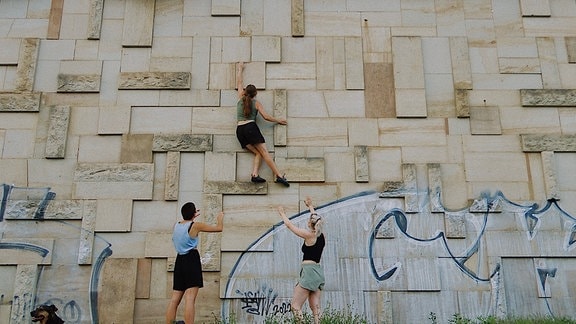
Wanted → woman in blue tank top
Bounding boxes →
[278,197,325,324]
[165,202,224,324]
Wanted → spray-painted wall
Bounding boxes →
[1,0,576,323]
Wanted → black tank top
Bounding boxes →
[301,233,325,263]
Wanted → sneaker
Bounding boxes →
[275,175,290,187]
[251,175,266,183]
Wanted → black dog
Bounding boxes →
[30,304,64,324]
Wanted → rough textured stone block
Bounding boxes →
[78,200,97,264]
[122,0,155,47]
[121,134,154,163]
[427,163,444,212]
[204,181,268,194]
[520,89,576,107]
[273,89,287,146]
[74,163,154,199]
[354,146,369,183]
[98,258,138,324]
[365,63,395,118]
[445,212,466,238]
[14,38,40,93]
[164,151,180,201]
[199,193,223,271]
[521,134,576,152]
[403,164,418,213]
[541,151,559,200]
[118,72,191,90]
[153,134,213,152]
[276,157,325,182]
[10,264,38,323]
[470,106,502,135]
[44,105,70,159]
[291,0,304,37]
[87,0,105,40]
[57,74,101,92]
[455,89,470,118]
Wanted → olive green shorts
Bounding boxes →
[298,263,325,291]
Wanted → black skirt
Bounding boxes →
[236,122,265,148]
[173,249,203,290]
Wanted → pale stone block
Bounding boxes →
[469,105,502,135]
[348,118,379,146]
[281,37,316,63]
[45,105,70,159]
[75,182,153,199]
[122,0,155,47]
[558,63,576,88]
[252,36,281,63]
[425,73,456,118]
[520,0,551,17]
[144,232,173,258]
[209,63,235,90]
[276,157,325,182]
[395,89,427,117]
[183,16,240,37]
[0,93,41,112]
[305,12,361,37]
[523,17,576,37]
[95,199,133,232]
[537,38,561,88]
[221,225,271,251]
[159,89,220,107]
[449,37,473,89]
[2,129,35,158]
[262,0,291,36]
[527,153,547,200]
[0,239,54,265]
[497,37,539,58]
[120,48,151,72]
[237,61,266,89]
[498,58,541,74]
[191,107,236,135]
[78,200,96,264]
[221,37,250,63]
[566,37,576,63]
[464,152,528,182]
[378,118,447,147]
[472,73,542,90]
[286,119,348,146]
[98,105,131,135]
[559,109,576,134]
[345,37,364,90]
[0,158,27,186]
[165,151,180,200]
[130,106,191,134]
[87,0,104,39]
[78,135,122,162]
[291,0,304,37]
[436,0,466,37]
[57,74,101,92]
[205,152,235,182]
[240,0,263,36]
[153,134,213,152]
[422,37,451,74]
[211,0,240,16]
[500,107,560,134]
[354,146,368,183]
[469,47,499,74]
[121,134,153,163]
[462,134,522,153]
[98,258,137,324]
[325,90,365,117]
[118,72,191,90]
[0,38,21,64]
[392,36,425,89]
[521,134,576,152]
[191,36,211,89]
[10,264,38,323]
[316,37,334,90]
[14,38,39,93]
[492,1,523,38]
[151,37,193,59]
[273,89,287,146]
[74,39,100,60]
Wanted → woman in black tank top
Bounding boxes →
[278,197,325,324]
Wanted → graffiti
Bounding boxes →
[39,298,82,324]
[235,285,291,317]
[0,184,55,221]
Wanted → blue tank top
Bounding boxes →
[172,221,199,255]
[237,99,258,121]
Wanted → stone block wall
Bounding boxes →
[1,0,576,323]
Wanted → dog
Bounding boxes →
[30,304,64,324]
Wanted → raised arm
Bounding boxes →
[237,62,244,99]
[278,206,315,240]
[190,211,224,237]
[304,197,316,215]
[255,101,287,125]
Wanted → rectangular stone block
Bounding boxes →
[44,105,70,159]
[520,89,576,107]
[98,258,138,324]
[498,58,541,74]
[57,74,101,92]
[395,89,427,117]
[10,264,38,323]
[74,182,154,200]
[445,213,466,238]
[14,38,40,93]
[135,258,152,298]
[164,151,180,201]
[199,193,223,271]
[566,37,576,64]
[345,37,364,90]
[520,0,551,17]
[98,105,131,135]
[204,181,268,194]
[121,134,154,163]
[273,89,287,146]
[211,0,240,16]
[95,199,133,232]
[0,239,54,265]
[153,134,213,152]
[87,0,105,39]
[291,0,304,37]
[47,0,64,39]
[286,119,348,146]
[145,232,173,258]
[78,200,96,264]
[427,163,443,212]
[118,72,191,90]
[541,151,559,200]
[364,63,396,118]
[276,157,325,182]
[354,146,369,183]
[537,37,561,88]
[521,134,576,152]
[392,36,425,89]
[122,0,155,47]
[455,89,469,117]
[75,163,154,182]
[470,106,502,135]
[252,36,281,62]
[0,39,20,65]
[316,37,334,90]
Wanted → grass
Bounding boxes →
[430,312,576,324]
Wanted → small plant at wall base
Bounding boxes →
[210,306,368,324]
[428,312,576,324]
